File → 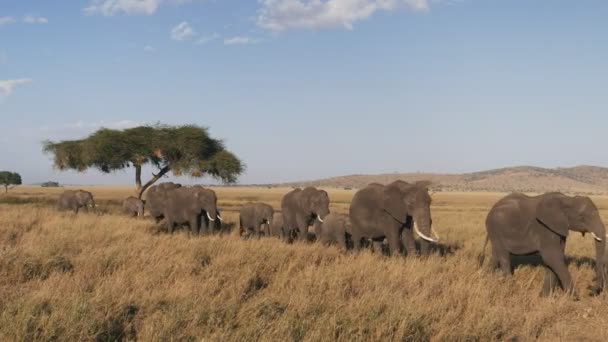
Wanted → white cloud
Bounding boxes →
[196,33,220,45]
[84,0,161,16]
[40,120,142,134]
[0,16,15,26]
[224,36,259,45]
[0,78,32,97]
[23,15,49,24]
[257,0,430,32]
[144,45,156,52]
[170,21,196,41]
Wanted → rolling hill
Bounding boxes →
[282,165,608,194]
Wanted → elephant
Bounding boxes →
[269,212,285,238]
[163,185,222,235]
[281,187,330,242]
[122,196,144,217]
[349,180,439,256]
[316,213,352,250]
[145,182,181,223]
[239,203,274,239]
[483,192,607,297]
[57,190,95,214]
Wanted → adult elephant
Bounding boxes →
[57,190,95,214]
[122,196,144,217]
[349,181,439,256]
[484,192,606,296]
[163,186,222,235]
[239,203,274,239]
[281,187,330,242]
[145,182,181,223]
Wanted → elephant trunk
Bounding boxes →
[414,209,438,255]
[591,219,607,295]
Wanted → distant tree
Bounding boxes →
[43,124,245,199]
[41,181,60,187]
[0,171,22,193]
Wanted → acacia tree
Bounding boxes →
[43,124,244,199]
[0,171,22,193]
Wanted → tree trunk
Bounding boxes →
[138,165,171,199]
[135,164,142,190]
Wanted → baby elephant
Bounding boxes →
[316,213,352,250]
[122,196,144,217]
[57,190,95,214]
[239,203,274,239]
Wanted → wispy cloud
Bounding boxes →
[40,120,142,133]
[23,15,49,24]
[0,16,15,27]
[84,0,162,16]
[224,36,259,46]
[170,21,196,41]
[144,45,156,52]
[257,0,430,32]
[196,33,220,45]
[0,78,32,97]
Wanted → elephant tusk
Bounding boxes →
[414,222,439,243]
[217,214,224,222]
[207,212,216,222]
[591,232,603,242]
[317,215,324,223]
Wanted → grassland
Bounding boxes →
[1,186,608,341]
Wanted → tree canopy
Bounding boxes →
[43,124,245,198]
[0,171,22,193]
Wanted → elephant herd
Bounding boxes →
[55,181,608,297]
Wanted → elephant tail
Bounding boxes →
[477,234,489,268]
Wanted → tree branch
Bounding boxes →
[138,165,171,199]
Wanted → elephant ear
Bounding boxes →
[382,187,408,223]
[537,196,569,238]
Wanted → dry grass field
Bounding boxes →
[2,186,608,341]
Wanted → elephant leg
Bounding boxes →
[386,230,402,257]
[296,216,308,242]
[190,215,200,236]
[336,233,347,251]
[401,229,417,257]
[419,240,431,256]
[540,240,575,296]
[200,217,209,235]
[372,241,384,255]
[255,224,262,239]
[166,219,174,234]
[490,240,511,276]
[541,267,560,297]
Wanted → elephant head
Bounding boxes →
[78,190,95,209]
[383,181,438,246]
[299,187,330,223]
[192,186,222,227]
[537,194,607,293]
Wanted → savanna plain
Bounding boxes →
[2,186,608,341]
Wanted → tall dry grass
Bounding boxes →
[1,187,608,341]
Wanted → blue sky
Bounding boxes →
[1,0,608,185]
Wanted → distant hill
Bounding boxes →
[280,165,608,194]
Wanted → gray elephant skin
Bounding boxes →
[349,181,439,256]
[145,182,181,222]
[316,213,352,250]
[484,192,606,296]
[57,190,95,213]
[122,196,144,217]
[239,203,274,238]
[163,186,221,235]
[281,187,330,241]
[269,212,284,238]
